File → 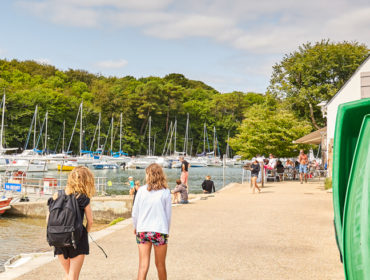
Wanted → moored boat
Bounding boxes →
[57,161,77,171]
[0,197,12,215]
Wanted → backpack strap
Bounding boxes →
[71,193,82,224]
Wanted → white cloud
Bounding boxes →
[16,0,370,55]
[96,59,128,69]
[35,58,51,65]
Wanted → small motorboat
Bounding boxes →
[0,197,12,215]
[92,161,119,170]
[57,161,77,171]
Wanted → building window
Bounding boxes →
[361,72,370,99]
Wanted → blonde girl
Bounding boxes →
[132,163,172,280]
[48,166,95,280]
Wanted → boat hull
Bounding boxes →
[0,197,12,215]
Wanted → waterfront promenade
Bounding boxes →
[14,180,343,280]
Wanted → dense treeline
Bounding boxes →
[1,40,368,159]
[0,59,264,156]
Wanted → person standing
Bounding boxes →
[179,156,189,188]
[132,163,172,280]
[47,166,95,280]
[250,159,261,193]
[299,149,309,184]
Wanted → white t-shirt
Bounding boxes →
[132,185,172,234]
[268,158,277,168]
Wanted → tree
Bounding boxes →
[229,101,312,159]
[268,40,369,129]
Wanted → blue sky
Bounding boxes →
[1,0,369,93]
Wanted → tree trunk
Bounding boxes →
[308,102,321,130]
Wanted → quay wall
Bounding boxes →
[8,194,198,222]
[8,196,134,223]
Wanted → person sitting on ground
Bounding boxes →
[201,175,215,194]
[172,179,188,204]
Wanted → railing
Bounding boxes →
[0,174,107,197]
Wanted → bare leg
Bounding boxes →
[58,255,70,280]
[300,172,303,183]
[138,242,152,280]
[154,244,168,280]
[254,178,261,193]
[68,255,85,280]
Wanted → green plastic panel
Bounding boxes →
[332,98,370,255]
[343,115,370,279]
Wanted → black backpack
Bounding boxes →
[47,190,83,249]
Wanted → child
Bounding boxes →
[201,175,215,193]
[132,180,141,205]
[47,166,95,280]
[132,163,172,280]
[172,179,188,204]
[127,176,135,196]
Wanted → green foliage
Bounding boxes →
[229,98,312,159]
[0,59,260,155]
[109,217,125,226]
[324,178,332,190]
[268,40,370,128]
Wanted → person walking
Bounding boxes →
[132,163,172,280]
[299,149,309,184]
[250,159,261,193]
[47,166,95,280]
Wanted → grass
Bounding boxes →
[109,217,125,226]
[324,178,332,190]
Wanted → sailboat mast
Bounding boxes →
[153,133,156,156]
[44,111,48,153]
[183,113,189,156]
[79,102,83,156]
[33,105,38,149]
[62,120,65,153]
[148,116,151,156]
[110,117,114,155]
[0,93,5,149]
[119,113,122,152]
[97,112,101,151]
[213,126,216,158]
[174,119,177,154]
[203,123,206,153]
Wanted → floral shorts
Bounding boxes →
[136,232,169,246]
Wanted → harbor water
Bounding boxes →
[0,166,243,273]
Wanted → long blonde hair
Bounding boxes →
[146,163,168,191]
[65,166,96,198]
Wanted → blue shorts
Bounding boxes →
[180,200,188,204]
[299,164,307,174]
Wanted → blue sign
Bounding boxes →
[5,183,22,192]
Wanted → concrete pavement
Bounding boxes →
[14,180,344,279]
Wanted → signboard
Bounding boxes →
[4,183,22,192]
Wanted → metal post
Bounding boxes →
[223,154,226,187]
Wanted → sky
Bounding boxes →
[1,0,370,93]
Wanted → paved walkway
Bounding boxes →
[15,180,344,280]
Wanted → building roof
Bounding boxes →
[294,127,327,145]
[326,55,370,107]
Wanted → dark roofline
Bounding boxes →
[327,55,370,106]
